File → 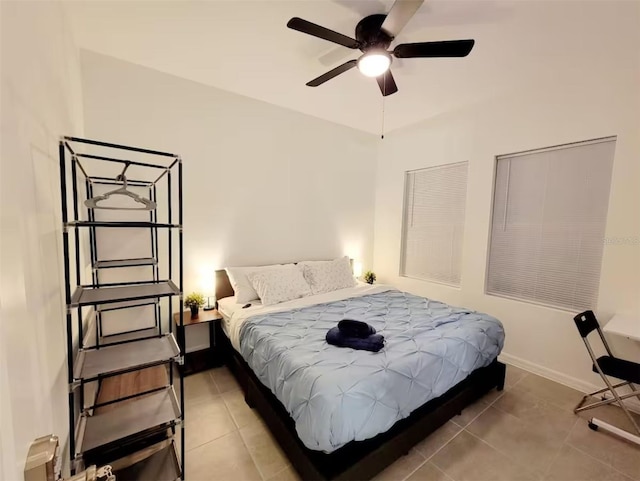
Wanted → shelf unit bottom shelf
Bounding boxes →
[78,387,181,455]
[112,441,181,481]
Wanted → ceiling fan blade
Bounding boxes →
[376,70,398,97]
[319,46,352,67]
[381,0,424,38]
[287,17,359,49]
[332,0,388,17]
[394,39,475,58]
[306,60,357,87]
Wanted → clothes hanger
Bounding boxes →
[85,171,156,211]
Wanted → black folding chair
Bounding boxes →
[573,310,640,441]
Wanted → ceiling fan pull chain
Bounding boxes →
[381,88,386,139]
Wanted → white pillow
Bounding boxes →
[226,264,293,304]
[299,257,356,295]
[247,266,311,306]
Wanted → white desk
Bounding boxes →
[603,314,640,342]
[595,314,640,446]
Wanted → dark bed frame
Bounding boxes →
[215,269,506,481]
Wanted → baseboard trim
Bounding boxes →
[498,351,640,414]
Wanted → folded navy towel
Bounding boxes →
[326,327,384,353]
[338,319,376,338]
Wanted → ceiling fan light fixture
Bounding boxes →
[357,50,391,77]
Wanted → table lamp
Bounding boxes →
[353,261,363,279]
[201,275,216,311]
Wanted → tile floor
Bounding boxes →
[182,364,640,481]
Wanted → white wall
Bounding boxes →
[80,51,378,294]
[0,1,84,479]
[2,8,637,479]
[374,1,640,392]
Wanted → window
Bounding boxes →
[400,162,468,286]
[486,137,616,311]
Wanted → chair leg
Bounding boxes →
[574,394,591,413]
[597,375,640,436]
[589,417,640,445]
[575,395,616,413]
[574,382,638,413]
[620,408,640,436]
[588,381,630,399]
[575,390,640,413]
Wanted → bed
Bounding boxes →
[215,268,506,480]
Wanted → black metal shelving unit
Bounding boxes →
[59,136,185,480]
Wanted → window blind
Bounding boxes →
[486,137,616,311]
[401,162,468,286]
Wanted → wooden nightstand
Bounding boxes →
[173,309,224,375]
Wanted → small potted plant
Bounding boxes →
[363,270,376,285]
[185,292,205,319]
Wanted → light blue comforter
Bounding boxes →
[239,289,504,453]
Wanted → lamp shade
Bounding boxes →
[357,51,391,78]
[353,261,363,278]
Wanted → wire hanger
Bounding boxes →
[85,163,156,211]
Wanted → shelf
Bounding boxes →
[66,221,180,228]
[112,441,181,481]
[95,258,157,269]
[77,388,181,455]
[62,136,184,479]
[74,334,180,381]
[70,281,179,307]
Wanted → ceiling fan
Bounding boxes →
[287,0,475,96]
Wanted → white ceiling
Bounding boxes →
[64,0,639,134]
